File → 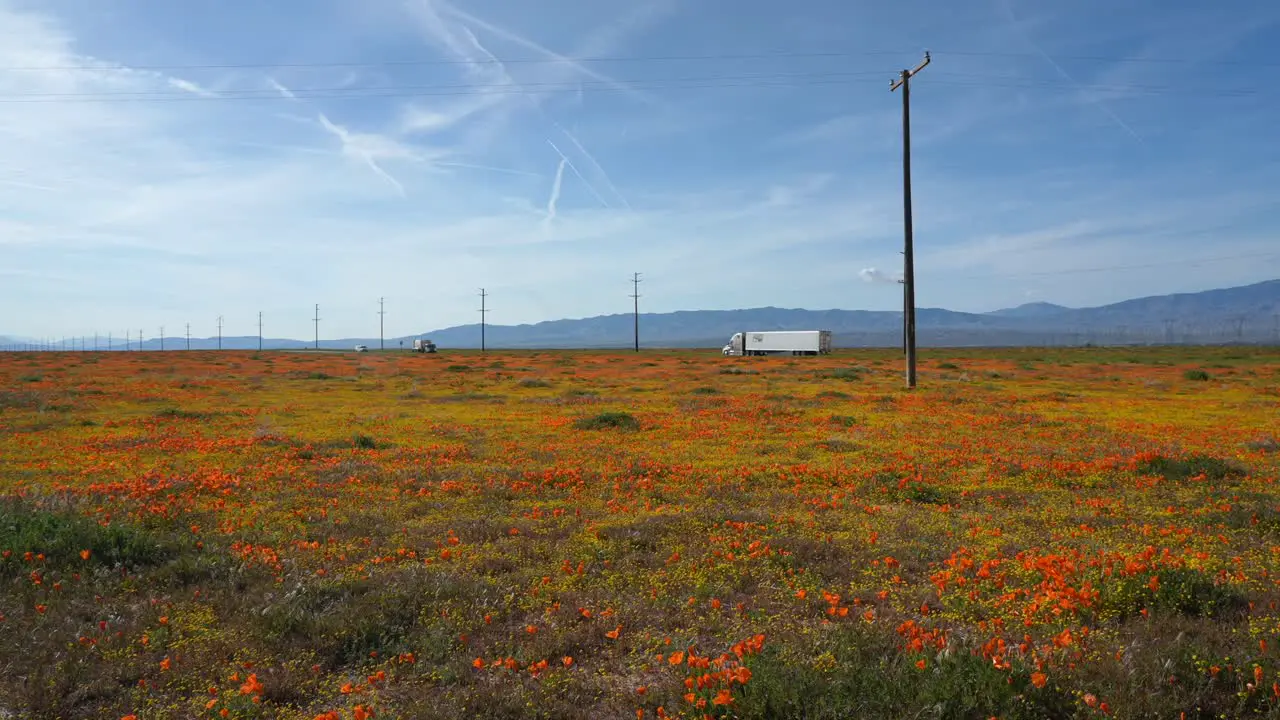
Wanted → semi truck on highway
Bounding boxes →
[722,330,833,356]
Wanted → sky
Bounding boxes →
[1,0,1278,341]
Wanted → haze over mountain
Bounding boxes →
[6,280,1278,351]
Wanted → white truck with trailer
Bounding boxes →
[722,330,833,356]
[412,338,438,353]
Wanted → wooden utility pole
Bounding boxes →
[217,316,224,350]
[185,323,191,350]
[378,298,386,351]
[159,326,164,351]
[258,312,263,351]
[314,304,321,350]
[478,289,489,353]
[891,51,930,389]
[630,273,642,352]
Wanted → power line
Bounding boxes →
[0,70,885,101]
[932,250,1280,282]
[1,48,1273,73]
[0,72,1259,104]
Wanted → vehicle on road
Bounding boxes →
[722,330,832,356]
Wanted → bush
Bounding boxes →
[821,368,863,382]
[352,433,380,449]
[1136,454,1246,482]
[1183,369,1211,381]
[153,408,218,420]
[518,378,552,388]
[573,412,640,431]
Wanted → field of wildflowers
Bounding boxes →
[2,346,1279,719]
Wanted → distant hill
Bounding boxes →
[417,279,1280,349]
[986,302,1071,318]
[5,280,1278,351]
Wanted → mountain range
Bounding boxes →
[4,279,1278,351]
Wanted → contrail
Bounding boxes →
[547,139,611,210]
[1001,0,1143,142]
[543,156,567,229]
[553,120,632,210]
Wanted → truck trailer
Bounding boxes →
[722,330,832,356]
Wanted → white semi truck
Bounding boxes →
[722,330,833,356]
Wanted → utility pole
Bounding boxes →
[314,304,321,350]
[217,316,224,350]
[478,289,489,353]
[378,297,386,351]
[630,273,642,352]
[159,326,164,351]
[139,330,143,351]
[108,332,113,352]
[890,50,930,390]
[258,311,263,351]
[94,333,99,352]
[186,323,191,350]
[125,332,130,352]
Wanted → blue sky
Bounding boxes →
[1,0,1278,341]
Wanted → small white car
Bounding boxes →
[354,345,368,352]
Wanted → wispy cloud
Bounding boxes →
[317,113,411,196]
[434,0,659,106]
[1000,0,1142,142]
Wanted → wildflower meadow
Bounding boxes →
[2,346,1279,719]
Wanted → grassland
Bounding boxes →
[2,346,1279,719]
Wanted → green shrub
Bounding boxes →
[0,499,175,575]
[821,368,863,381]
[573,412,640,431]
[1095,567,1247,622]
[1183,369,1211,381]
[1136,454,1245,482]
